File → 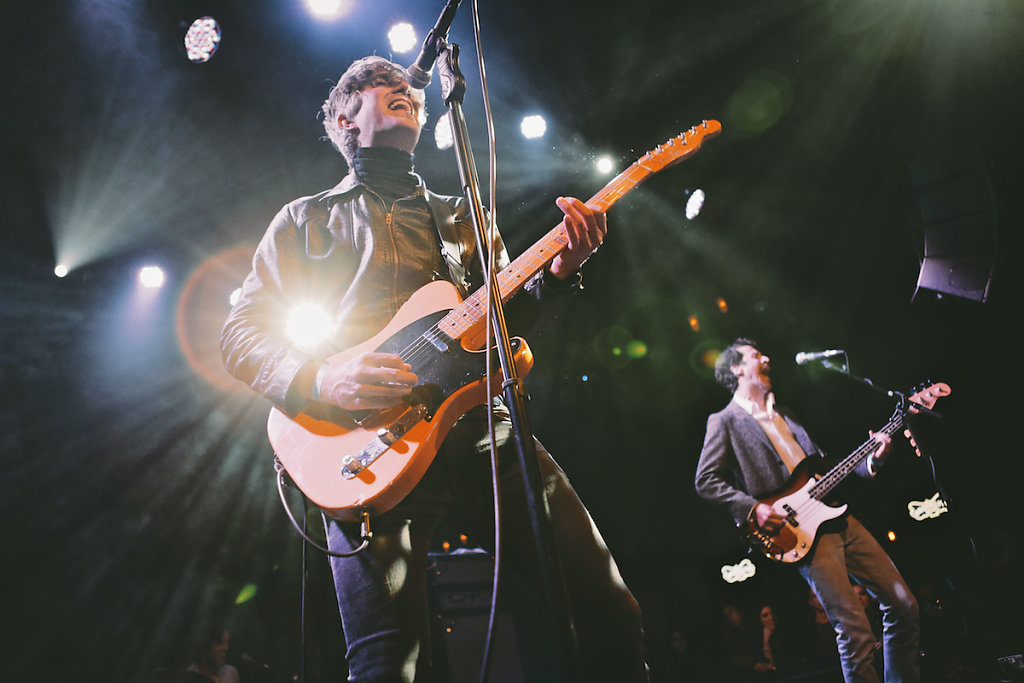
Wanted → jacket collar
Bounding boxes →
[318,169,428,204]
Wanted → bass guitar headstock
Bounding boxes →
[908,380,951,412]
[903,380,951,456]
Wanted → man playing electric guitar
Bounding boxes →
[221,56,647,682]
[695,338,920,683]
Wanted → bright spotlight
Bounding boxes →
[306,0,352,20]
[54,264,69,278]
[286,303,332,349]
[388,22,418,54]
[138,266,165,289]
[685,188,706,220]
[184,16,222,64]
[435,111,454,150]
[595,156,614,175]
[520,115,547,139]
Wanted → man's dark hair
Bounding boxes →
[714,337,760,393]
[321,56,426,165]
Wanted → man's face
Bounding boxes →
[341,74,425,153]
[733,344,772,392]
[209,631,229,667]
[760,606,776,629]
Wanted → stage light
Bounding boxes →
[138,265,165,289]
[887,530,897,542]
[286,303,331,349]
[721,558,757,583]
[688,315,700,331]
[183,16,221,64]
[305,0,351,19]
[234,583,258,605]
[520,115,546,139]
[595,156,614,175]
[908,492,948,521]
[717,297,728,313]
[625,339,648,359]
[685,188,705,219]
[388,22,418,53]
[434,111,454,150]
[54,264,68,278]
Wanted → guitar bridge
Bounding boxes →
[340,404,429,480]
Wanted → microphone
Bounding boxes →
[406,0,462,89]
[794,349,845,365]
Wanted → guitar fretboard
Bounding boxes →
[809,412,904,500]
[436,121,721,341]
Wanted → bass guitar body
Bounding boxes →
[744,459,848,564]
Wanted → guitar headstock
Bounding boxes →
[903,381,951,457]
[636,120,723,173]
[908,381,951,412]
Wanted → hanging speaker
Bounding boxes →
[908,144,997,303]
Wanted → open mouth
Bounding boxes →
[388,99,413,114]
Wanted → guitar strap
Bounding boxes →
[425,189,472,299]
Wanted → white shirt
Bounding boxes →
[732,393,807,473]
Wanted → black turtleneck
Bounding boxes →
[351,147,420,205]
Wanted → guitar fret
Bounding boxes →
[810,416,903,499]
[431,124,720,342]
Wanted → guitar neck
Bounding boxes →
[810,413,904,500]
[437,121,721,342]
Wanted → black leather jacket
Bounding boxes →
[221,171,577,416]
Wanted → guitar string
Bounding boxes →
[376,171,632,371]
[777,413,904,524]
[347,130,706,421]
[757,385,943,555]
[381,130,702,366]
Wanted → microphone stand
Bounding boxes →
[818,356,985,664]
[436,41,581,683]
[816,355,954,522]
[817,357,943,420]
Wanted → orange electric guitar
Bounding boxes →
[744,381,951,563]
[267,121,722,520]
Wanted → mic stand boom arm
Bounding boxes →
[436,42,582,683]
[818,358,943,419]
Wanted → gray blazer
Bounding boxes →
[694,400,870,525]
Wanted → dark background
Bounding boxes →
[2,0,1021,681]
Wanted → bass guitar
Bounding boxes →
[268,121,723,520]
[745,381,951,563]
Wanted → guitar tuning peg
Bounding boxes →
[903,428,922,456]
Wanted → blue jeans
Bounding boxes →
[325,407,647,682]
[798,516,920,683]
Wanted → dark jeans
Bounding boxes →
[325,407,647,682]
[799,516,920,683]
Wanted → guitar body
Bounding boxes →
[744,459,848,564]
[263,123,724,520]
[267,280,534,521]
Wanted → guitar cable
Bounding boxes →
[274,456,372,558]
